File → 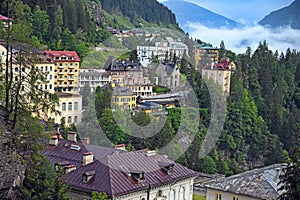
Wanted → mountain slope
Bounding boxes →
[99,0,179,28]
[259,0,300,29]
[162,0,241,32]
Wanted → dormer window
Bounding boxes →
[131,171,145,182]
[82,170,96,183]
[159,161,174,175]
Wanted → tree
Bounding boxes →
[32,5,49,43]
[92,192,111,200]
[279,131,300,200]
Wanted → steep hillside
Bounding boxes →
[0,107,25,199]
[163,0,241,32]
[259,0,300,29]
[99,0,178,28]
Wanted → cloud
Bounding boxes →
[188,22,300,54]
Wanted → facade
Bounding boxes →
[51,92,82,126]
[154,62,181,90]
[201,58,232,96]
[137,40,169,67]
[44,132,198,200]
[205,163,287,200]
[167,37,188,60]
[112,86,136,110]
[104,58,150,85]
[127,84,153,97]
[194,45,219,69]
[79,69,110,93]
[44,50,80,94]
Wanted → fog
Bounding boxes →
[188,22,300,54]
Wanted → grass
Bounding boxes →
[81,48,130,69]
[193,194,206,200]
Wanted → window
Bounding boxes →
[67,116,72,124]
[62,103,66,111]
[74,102,78,110]
[232,197,239,200]
[179,186,185,200]
[170,189,175,200]
[15,67,18,72]
[215,193,222,200]
[68,102,72,110]
[74,116,78,123]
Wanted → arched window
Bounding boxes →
[170,189,175,200]
[74,102,78,110]
[68,116,72,124]
[68,102,72,110]
[179,186,185,200]
[62,103,66,111]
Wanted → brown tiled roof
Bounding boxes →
[205,163,287,200]
[44,138,197,198]
[64,150,197,197]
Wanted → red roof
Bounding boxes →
[0,15,12,21]
[44,50,80,62]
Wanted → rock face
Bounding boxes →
[0,107,25,200]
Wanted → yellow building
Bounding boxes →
[195,45,219,69]
[112,86,136,110]
[44,50,80,94]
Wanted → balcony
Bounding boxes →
[58,65,64,69]
[69,78,75,81]
[69,65,75,69]
[69,71,75,75]
[58,72,64,75]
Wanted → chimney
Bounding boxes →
[67,131,77,142]
[83,137,90,145]
[114,144,126,151]
[145,150,156,157]
[56,132,63,140]
[49,135,58,146]
[64,165,76,173]
[83,152,94,166]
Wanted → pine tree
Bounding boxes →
[279,131,300,200]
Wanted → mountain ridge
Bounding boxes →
[259,0,300,29]
[162,0,242,32]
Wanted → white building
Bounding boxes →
[79,69,111,93]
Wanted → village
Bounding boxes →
[0,13,289,200]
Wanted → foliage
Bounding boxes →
[153,86,171,94]
[92,192,111,200]
[279,131,300,200]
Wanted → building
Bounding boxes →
[205,163,287,200]
[127,84,153,97]
[44,50,80,94]
[0,14,12,29]
[51,92,82,126]
[201,58,232,96]
[104,57,150,85]
[137,40,169,67]
[167,37,188,60]
[154,62,181,90]
[194,45,219,69]
[79,69,110,93]
[112,86,136,110]
[44,132,198,200]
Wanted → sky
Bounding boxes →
[158,0,299,54]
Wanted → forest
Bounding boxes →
[81,42,299,176]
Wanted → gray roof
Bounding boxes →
[205,163,287,200]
